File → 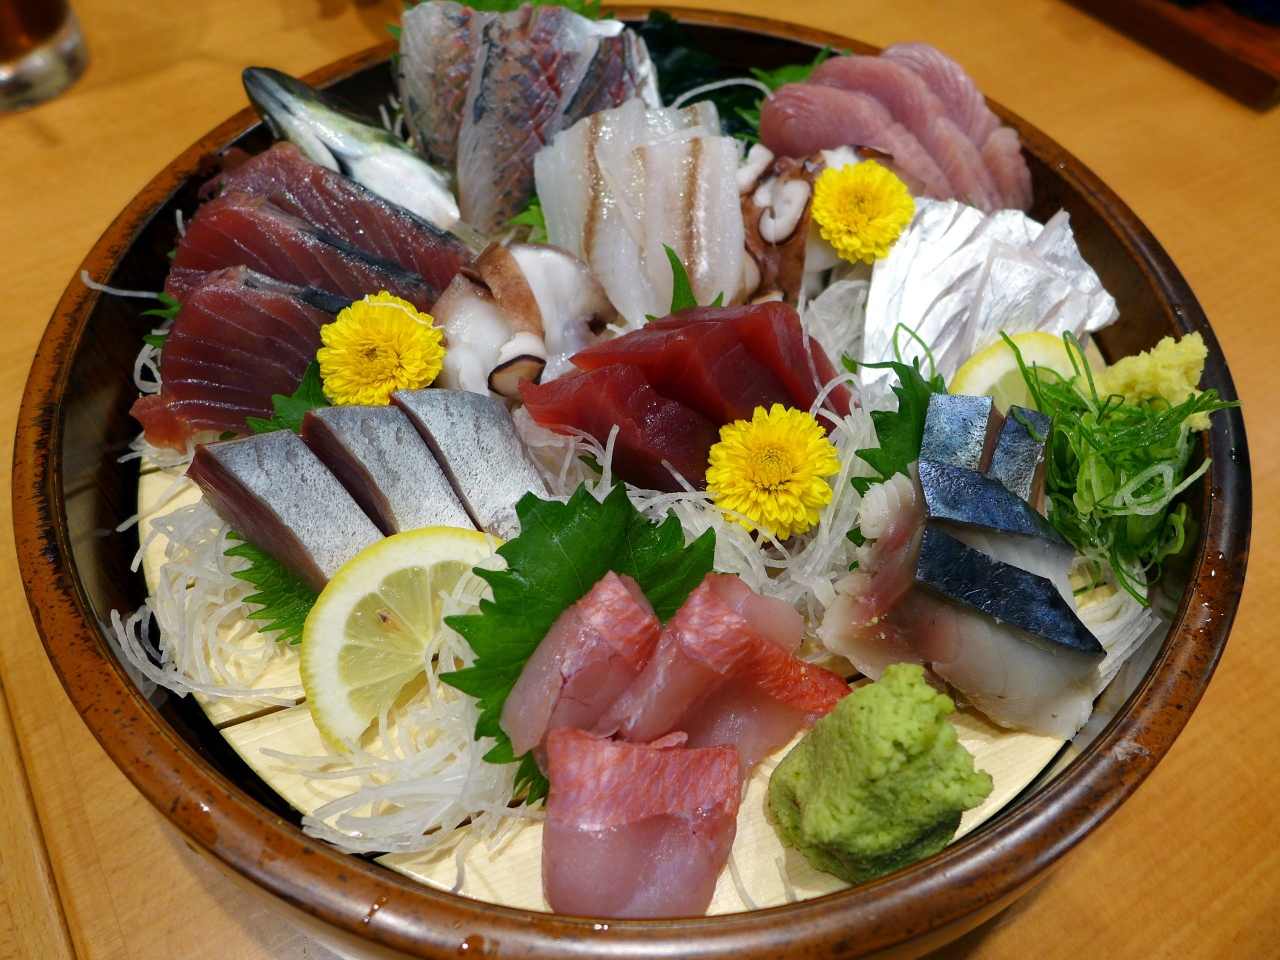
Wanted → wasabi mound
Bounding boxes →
[768,663,992,884]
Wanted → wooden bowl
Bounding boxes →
[11,9,1252,959]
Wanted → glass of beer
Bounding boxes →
[0,0,88,112]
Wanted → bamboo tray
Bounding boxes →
[12,9,1252,959]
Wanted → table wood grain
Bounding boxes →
[0,0,1276,957]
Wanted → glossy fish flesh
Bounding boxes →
[165,190,439,313]
[399,1,489,169]
[682,680,809,779]
[919,393,1001,471]
[131,267,333,450]
[880,42,1002,152]
[211,142,471,294]
[501,571,660,760]
[759,83,953,201]
[916,458,1066,544]
[456,5,660,233]
[299,405,473,536]
[518,364,718,493]
[188,430,383,593]
[542,729,739,918]
[985,405,1051,505]
[391,388,546,540]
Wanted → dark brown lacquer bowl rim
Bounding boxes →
[13,9,1251,959]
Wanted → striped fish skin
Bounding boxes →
[188,431,383,593]
[542,729,739,918]
[299,405,474,536]
[916,458,1067,546]
[391,388,546,540]
[165,190,439,312]
[131,266,333,450]
[986,404,1052,505]
[919,393,1001,471]
[211,142,470,295]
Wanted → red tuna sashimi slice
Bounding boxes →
[809,56,999,212]
[596,575,848,743]
[542,729,739,918]
[518,364,717,493]
[658,302,854,419]
[209,142,469,293]
[500,571,661,760]
[130,267,332,449]
[165,190,438,312]
[570,318,792,425]
[880,42,1003,151]
[760,83,953,201]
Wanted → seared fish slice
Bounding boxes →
[300,406,474,536]
[391,388,546,539]
[188,431,383,593]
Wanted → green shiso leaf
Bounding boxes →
[843,354,947,486]
[440,484,715,801]
[225,535,317,644]
[510,194,548,243]
[749,45,834,91]
[1005,331,1238,603]
[665,245,698,313]
[246,362,330,435]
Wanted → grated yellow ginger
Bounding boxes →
[1092,331,1210,431]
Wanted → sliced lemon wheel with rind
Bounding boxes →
[950,331,1080,414]
[301,526,497,747]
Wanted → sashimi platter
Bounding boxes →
[90,1,1238,924]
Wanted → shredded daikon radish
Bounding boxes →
[109,499,302,703]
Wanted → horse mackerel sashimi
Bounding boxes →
[131,266,340,450]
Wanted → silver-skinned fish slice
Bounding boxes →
[188,431,383,593]
[391,388,546,540]
[985,405,1051,505]
[299,405,474,536]
[919,393,1002,471]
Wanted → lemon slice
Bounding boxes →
[301,526,497,747]
[950,331,1081,413]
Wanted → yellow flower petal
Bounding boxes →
[706,404,841,541]
[316,293,446,406]
[811,161,915,266]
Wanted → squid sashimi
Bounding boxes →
[760,83,952,201]
[542,729,740,919]
[518,364,718,493]
[165,190,438,312]
[570,319,793,425]
[809,56,999,211]
[210,141,470,293]
[456,4,659,232]
[596,575,849,744]
[501,572,661,760]
[131,266,336,450]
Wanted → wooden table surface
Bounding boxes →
[1,0,1276,956]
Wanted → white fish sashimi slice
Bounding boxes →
[1031,211,1119,333]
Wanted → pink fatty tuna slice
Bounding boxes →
[542,729,740,918]
[131,266,333,450]
[595,575,849,750]
[760,83,953,201]
[809,56,1000,211]
[208,142,470,294]
[165,190,439,312]
[501,571,661,761]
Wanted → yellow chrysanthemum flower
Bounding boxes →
[706,404,841,541]
[811,161,915,265]
[316,292,445,406]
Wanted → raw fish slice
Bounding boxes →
[985,405,1051,505]
[980,126,1033,211]
[542,729,739,919]
[188,431,383,593]
[704,572,803,654]
[880,42,1002,152]
[569,319,793,425]
[810,56,999,211]
[518,364,717,493]
[130,266,333,449]
[759,84,953,201]
[682,680,809,778]
[919,393,1002,472]
[166,191,439,312]
[299,405,473,536]
[211,142,470,293]
[501,572,660,759]
[1029,211,1118,334]
[399,1,491,169]
[917,458,1066,545]
[391,388,546,540]
[456,6,656,232]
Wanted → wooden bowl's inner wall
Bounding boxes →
[62,26,1189,849]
